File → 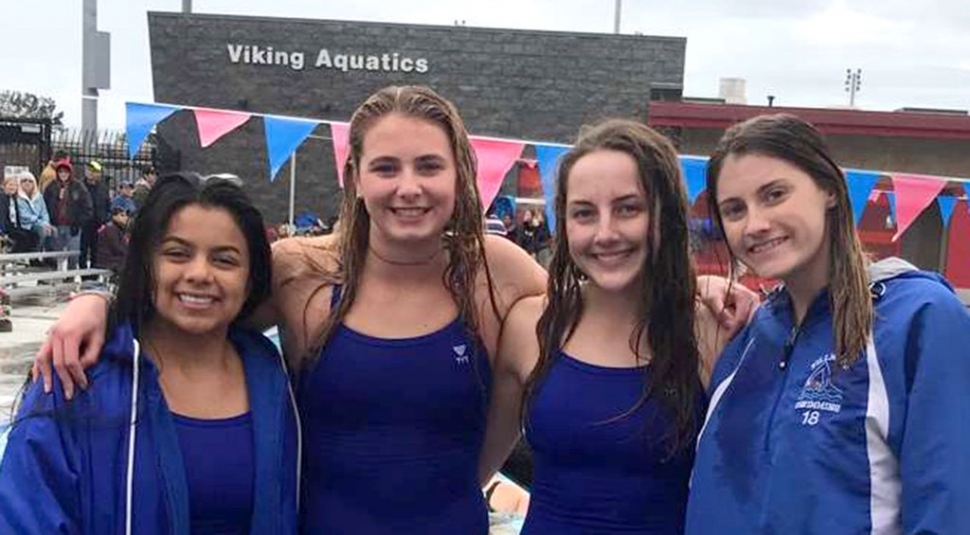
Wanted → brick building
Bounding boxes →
[148,11,687,223]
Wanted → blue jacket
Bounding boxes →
[687,258,970,534]
[0,322,301,535]
[17,192,51,231]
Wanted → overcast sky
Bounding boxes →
[2,0,969,130]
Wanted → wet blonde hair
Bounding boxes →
[305,85,498,362]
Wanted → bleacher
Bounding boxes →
[0,251,110,300]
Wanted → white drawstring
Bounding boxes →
[125,339,141,535]
[278,350,302,512]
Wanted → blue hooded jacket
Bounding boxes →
[687,258,970,534]
[0,322,301,535]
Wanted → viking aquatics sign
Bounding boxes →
[226,44,430,73]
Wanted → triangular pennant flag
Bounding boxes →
[193,108,252,148]
[470,137,525,212]
[125,102,180,159]
[844,169,881,226]
[263,116,320,182]
[329,122,350,188]
[679,156,708,205]
[890,173,948,241]
[938,195,958,228]
[535,144,570,230]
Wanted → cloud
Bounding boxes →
[4,0,969,126]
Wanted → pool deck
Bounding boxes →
[0,297,64,417]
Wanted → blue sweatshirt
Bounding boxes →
[687,258,970,534]
[0,322,301,535]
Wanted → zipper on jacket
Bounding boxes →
[764,324,800,453]
[779,325,799,370]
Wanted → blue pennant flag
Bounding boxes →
[845,169,881,226]
[679,156,708,205]
[535,144,570,230]
[125,102,180,159]
[264,116,320,182]
[938,195,958,227]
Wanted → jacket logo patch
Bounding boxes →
[794,353,843,417]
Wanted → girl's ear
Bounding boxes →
[825,190,837,209]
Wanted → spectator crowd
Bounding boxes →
[1,152,157,280]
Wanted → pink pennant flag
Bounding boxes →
[891,173,948,241]
[329,122,351,188]
[193,108,252,148]
[470,137,525,211]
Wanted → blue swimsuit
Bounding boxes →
[298,287,491,534]
[174,412,254,535]
[523,353,699,534]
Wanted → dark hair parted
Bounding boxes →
[706,113,873,368]
[523,119,702,454]
[305,85,497,361]
[113,172,272,332]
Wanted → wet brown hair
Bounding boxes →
[706,113,873,368]
[523,119,702,454]
[304,85,497,364]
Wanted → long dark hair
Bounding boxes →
[706,114,872,368]
[113,172,272,333]
[304,85,499,363]
[11,173,271,422]
[523,119,702,454]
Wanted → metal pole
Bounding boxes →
[614,0,622,34]
[849,70,858,107]
[182,0,192,13]
[288,153,296,227]
[82,0,98,135]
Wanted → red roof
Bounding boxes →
[648,102,970,140]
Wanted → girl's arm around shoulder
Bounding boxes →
[478,294,545,486]
[695,302,726,391]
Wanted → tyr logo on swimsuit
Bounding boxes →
[453,344,469,364]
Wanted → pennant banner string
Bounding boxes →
[128,101,970,188]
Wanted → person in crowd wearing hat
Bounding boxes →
[132,166,156,210]
[93,198,131,280]
[16,171,55,251]
[43,159,93,269]
[80,160,110,270]
[38,150,70,192]
[113,180,137,215]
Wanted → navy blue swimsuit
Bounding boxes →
[298,287,491,534]
[523,353,699,534]
[173,412,254,535]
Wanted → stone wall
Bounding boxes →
[148,12,686,222]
